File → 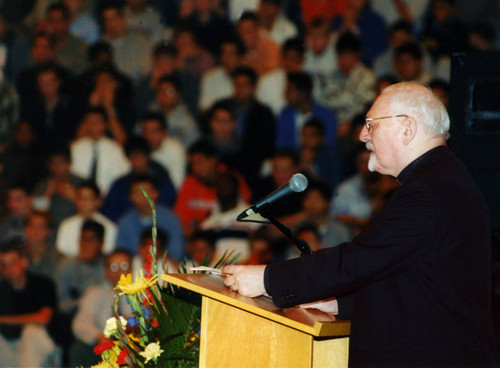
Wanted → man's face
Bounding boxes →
[271,156,296,187]
[102,8,126,37]
[37,70,61,98]
[337,51,360,75]
[79,229,103,261]
[284,81,301,106]
[237,20,258,49]
[129,152,149,174]
[75,187,100,217]
[307,27,330,54]
[189,153,217,181]
[49,154,71,177]
[105,252,131,285]
[46,9,69,36]
[141,120,166,150]
[210,109,236,142]
[394,54,421,81]
[0,251,28,285]
[301,125,323,150]
[359,92,403,177]
[303,189,329,217]
[7,189,31,217]
[156,82,179,109]
[233,75,255,102]
[220,43,240,72]
[83,112,107,139]
[32,36,54,64]
[25,214,51,245]
[282,49,303,73]
[130,182,158,212]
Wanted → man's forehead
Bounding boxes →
[368,92,394,116]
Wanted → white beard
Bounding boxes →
[368,152,377,172]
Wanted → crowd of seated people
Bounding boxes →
[0,0,497,366]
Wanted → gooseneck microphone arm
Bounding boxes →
[236,173,312,255]
[258,206,313,256]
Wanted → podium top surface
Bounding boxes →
[162,273,350,338]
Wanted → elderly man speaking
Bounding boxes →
[223,82,499,367]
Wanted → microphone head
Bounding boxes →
[289,173,308,192]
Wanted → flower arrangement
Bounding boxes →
[91,189,238,368]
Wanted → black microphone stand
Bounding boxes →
[259,206,312,256]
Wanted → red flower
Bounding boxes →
[93,342,114,355]
[144,248,153,274]
[117,348,129,365]
[151,319,159,328]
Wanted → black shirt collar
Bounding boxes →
[396,145,447,185]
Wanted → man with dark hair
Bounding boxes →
[237,11,281,75]
[56,218,107,315]
[101,135,176,222]
[175,139,251,236]
[116,175,184,260]
[217,66,276,189]
[257,36,308,114]
[20,62,77,149]
[277,71,338,150]
[0,240,58,367]
[151,74,199,147]
[393,42,432,84]
[181,0,234,57]
[45,1,88,73]
[199,37,246,111]
[100,1,152,83]
[70,107,130,194]
[251,149,304,219]
[257,0,298,45]
[321,31,376,135]
[56,180,117,258]
[16,32,73,111]
[140,112,186,189]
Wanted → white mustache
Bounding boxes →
[366,142,374,152]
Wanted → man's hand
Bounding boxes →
[222,265,267,298]
[299,298,338,315]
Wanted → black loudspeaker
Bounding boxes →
[448,51,500,233]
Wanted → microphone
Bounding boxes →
[237,173,308,221]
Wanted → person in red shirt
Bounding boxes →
[174,140,251,237]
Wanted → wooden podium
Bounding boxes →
[162,273,350,368]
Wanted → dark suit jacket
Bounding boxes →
[265,146,498,367]
[218,97,276,190]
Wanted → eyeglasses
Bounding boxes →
[109,261,130,272]
[365,114,408,132]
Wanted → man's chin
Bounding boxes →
[368,152,377,172]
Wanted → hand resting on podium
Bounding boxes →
[222,264,267,297]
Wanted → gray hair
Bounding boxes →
[383,82,450,137]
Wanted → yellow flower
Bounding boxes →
[139,342,164,363]
[103,316,128,338]
[90,360,114,368]
[115,271,158,297]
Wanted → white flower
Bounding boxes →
[103,316,128,338]
[139,342,164,363]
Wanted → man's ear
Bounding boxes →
[402,116,417,145]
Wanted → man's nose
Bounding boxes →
[359,125,370,143]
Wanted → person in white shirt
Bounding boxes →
[70,107,130,195]
[199,37,245,112]
[56,181,117,258]
[140,112,186,190]
[303,17,338,85]
[257,0,298,45]
[69,249,133,367]
[149,75,200,147]
[256,36,306,115]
